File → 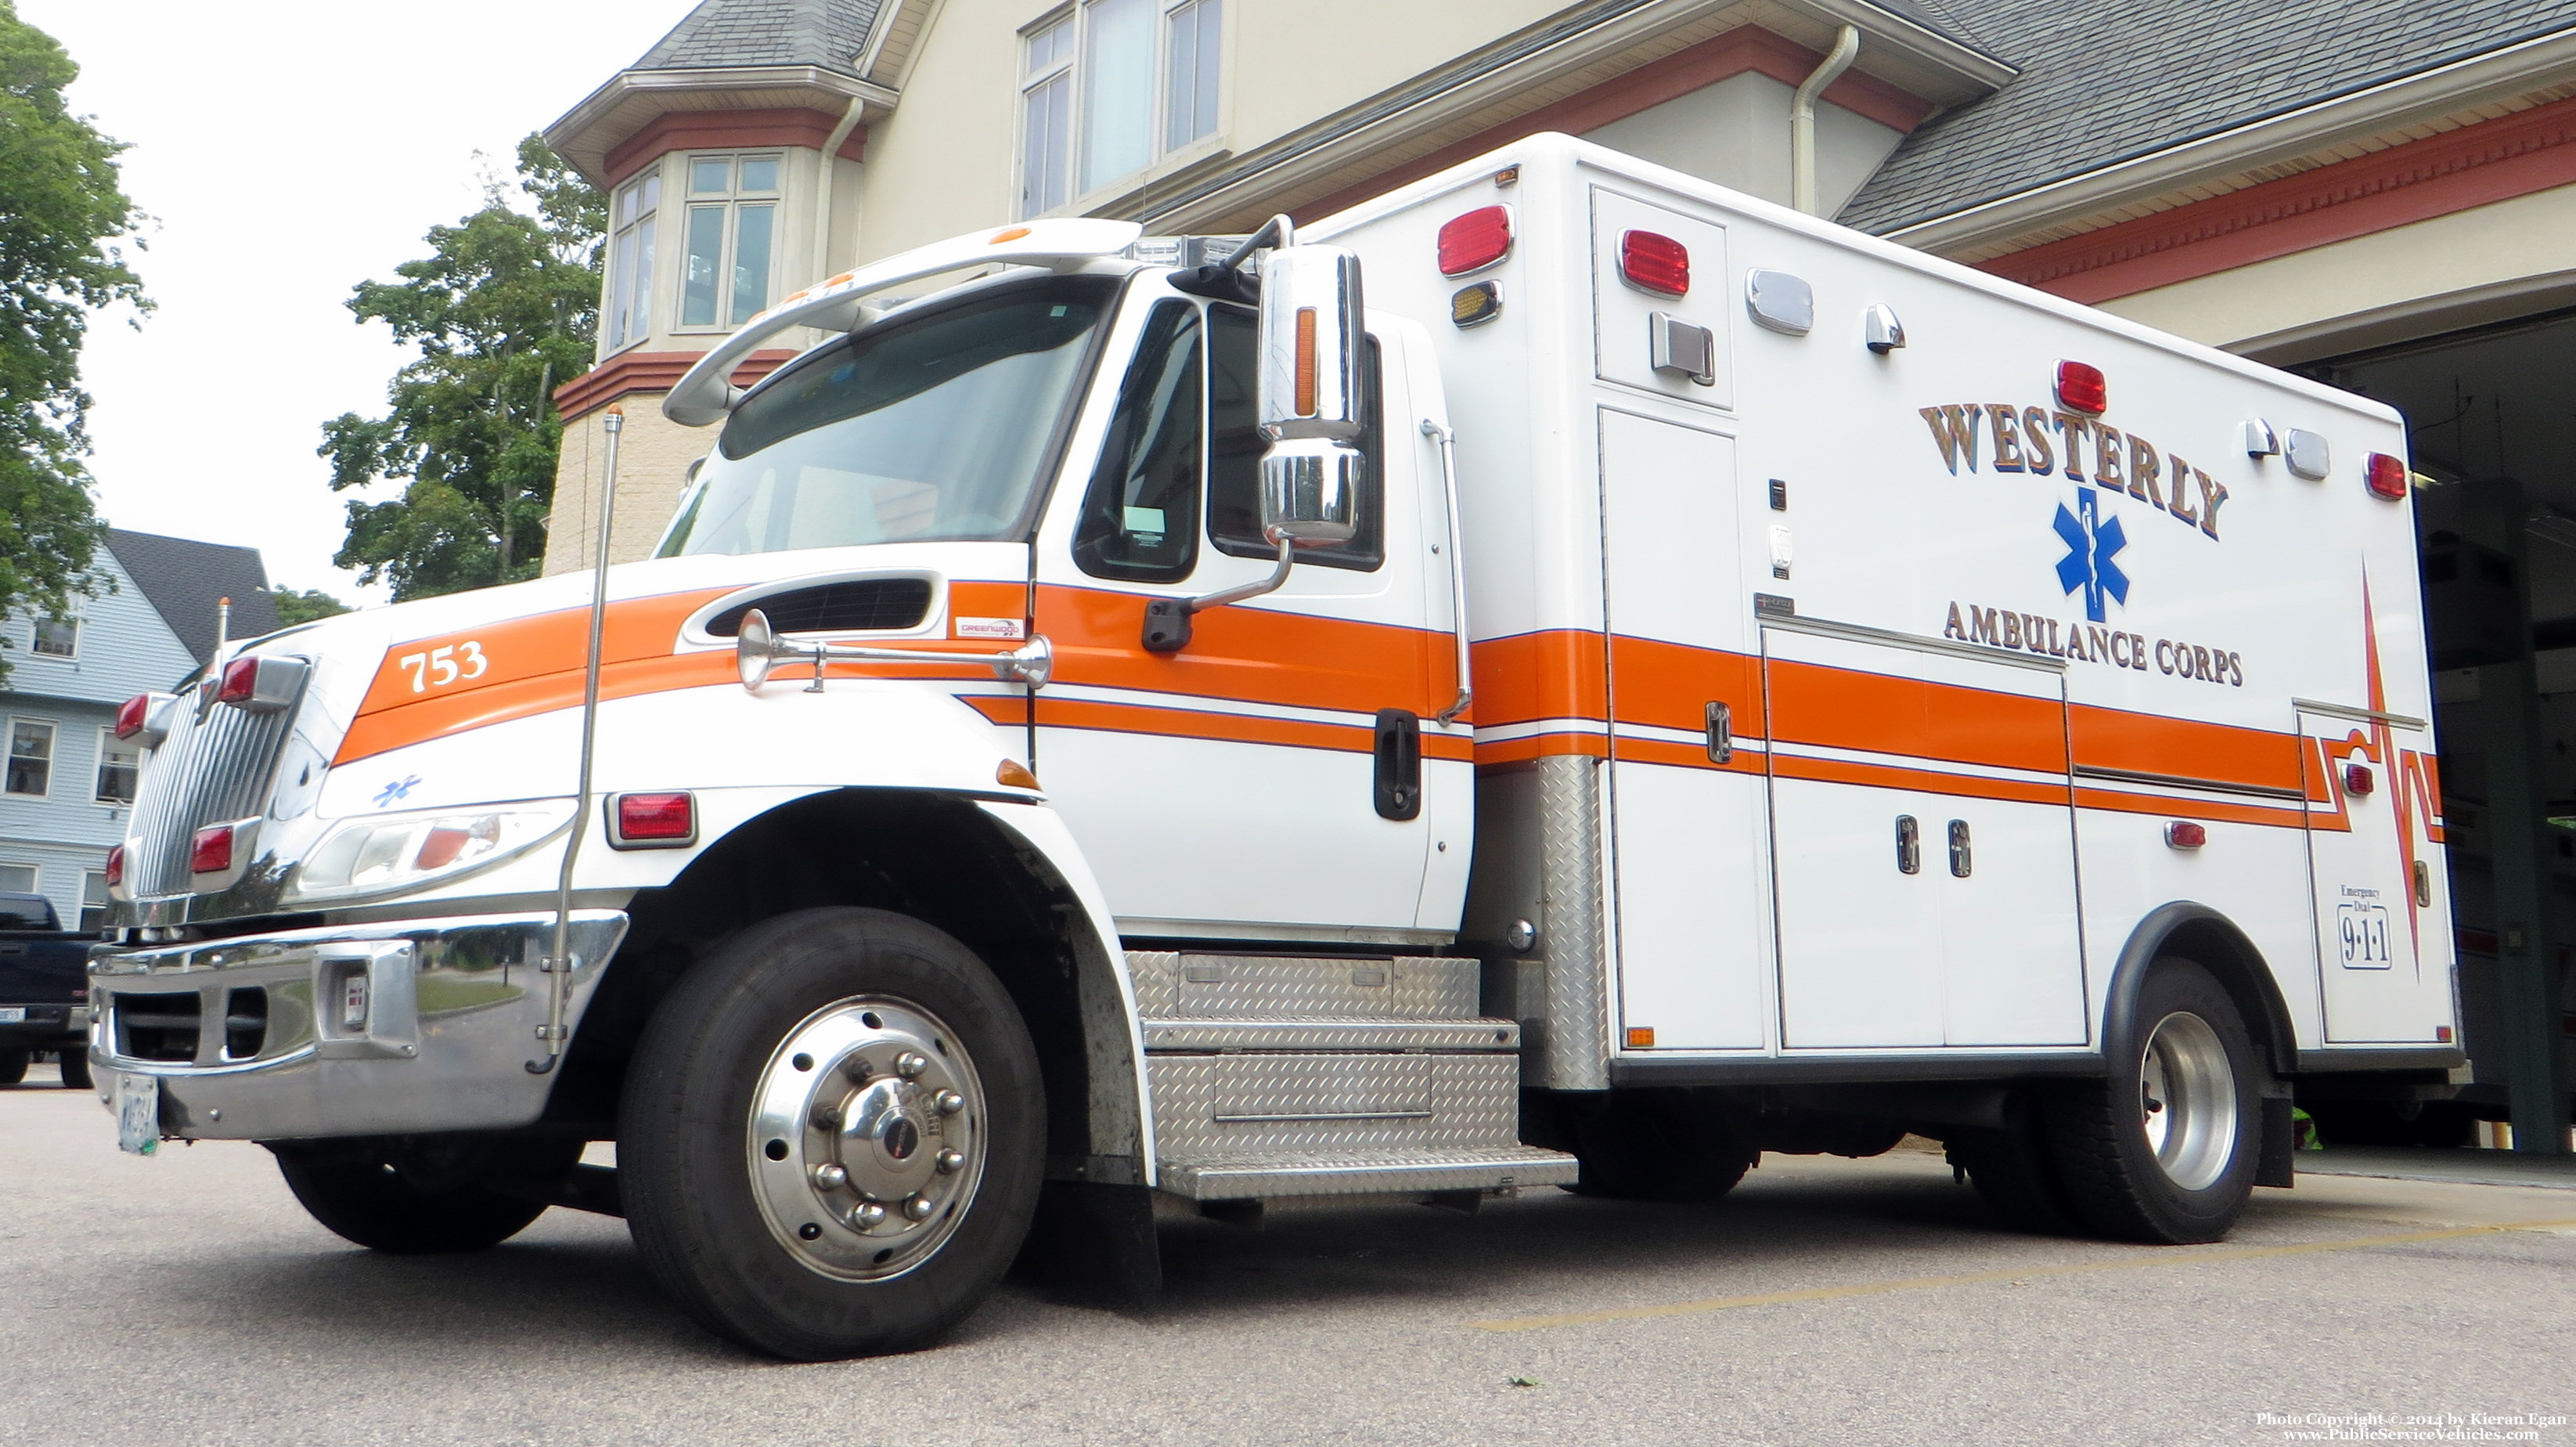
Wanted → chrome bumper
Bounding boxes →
[86,911,626,1141]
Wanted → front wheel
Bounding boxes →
[619,908,1043,1361]
[56,1046,90,1089]
[273,1135,576,1254]
[2046,959,2264,1243]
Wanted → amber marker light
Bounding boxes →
[1624,1027,1655,1048]
[989,226,1032,244]
[996,760,1040,790]
[1294,307,1318,416]
[1450,281,1502,329]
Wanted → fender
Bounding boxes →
[2103,901,2300,1189]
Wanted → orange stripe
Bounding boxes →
[2073,704,2302,796]
[1768,659,2068,774]
[1608,634,1763,735]
[1035,584,1454,719]
[1609,734,1767,775]
[1473,631,1607,728]
[1029,695,1472,759]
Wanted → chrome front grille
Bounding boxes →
[128,683,299,897]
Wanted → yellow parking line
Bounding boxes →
[1468,1218,2576,1333]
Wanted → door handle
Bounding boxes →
[1895,815,1920,875]
[1947,819,1973,877]
[1705,701,1732,764]
[1374,709,1422,821]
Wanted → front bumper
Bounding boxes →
[86,911,626,1141]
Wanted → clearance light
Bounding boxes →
[213,655,306,713]
[2365,453,2410,500]
[2436,1025,2453,1042]
[1450,281,1502,329]
[996,760,1040,790]
[611,792,697,849]
[1618,230,1689,297]
[1624,1026,1656,1048]
[191,824,234,875]
[114,691,176,748]
[216,656,260,703]
[103,843,124,888]
[1436,205,1512,276]
[2164,821,2207,850]
[2344,763,2375,796]
[2055,360,2108,415]
[114,694,151,738]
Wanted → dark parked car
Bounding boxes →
[0,893,95,1088]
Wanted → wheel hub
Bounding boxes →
[748,998,986,1281]
[2138,1009,2237,1193]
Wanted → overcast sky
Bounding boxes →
[21,0,701,606]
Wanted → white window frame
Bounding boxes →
[93,725,137,806]
[673,152,785,334]
[79,868,107,933]
[30,614,77,659]
[0,862,35,895]
[1018,0,1226,219]
[5,717,54,799]
[603,166,662,356]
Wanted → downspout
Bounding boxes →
[1791,25,1861,216]
[811,95,867,287]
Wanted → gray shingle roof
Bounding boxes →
[103,529,281,668]
[1841,0,2576,235]
[632,0,881,77]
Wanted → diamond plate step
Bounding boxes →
[1141,1018,1520,1052]
[1126,951,1482,1020]
[1157,1146,1580,1200]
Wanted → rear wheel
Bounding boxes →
[1562,1089,1757,1203]
[56,1046,90,1089]
[273,1135,577,1254]
[0,1048,27,1085]
[619,908,1043,1361]
[1945,1088,2084,1236]
[2045,959,2263,1243]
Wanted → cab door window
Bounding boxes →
[1205,302,1385,571]
[1073,300,1203,583]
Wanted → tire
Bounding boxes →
[56,1046,90,1090]
[2045,959,2264,1243]
[274,1135,575,1254]
[0,1048,27,1085]
[1945,1088,2084,1236]
[1562,1089,1756,1203]
[618,907,1044,1361]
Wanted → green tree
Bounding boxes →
[265,587,349,626]
[321,135,601,601]
[0,1,145,681]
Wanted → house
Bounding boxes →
[535,0,2576,1142]
[0,531,280,931]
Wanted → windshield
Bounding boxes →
[658,275,1116,558]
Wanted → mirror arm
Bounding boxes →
[1187,532,1296,614]
[1423,419,1472,727]
[1140,534,1295,654]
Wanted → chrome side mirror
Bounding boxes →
[1256,243,1365,550]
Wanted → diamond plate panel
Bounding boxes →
[1147,1052,1522,1156]
[1140,1019,1520,1052]
[1122,952,1482,1020]
[1535,753,1611,1089]
[1158,1145,1580,1200]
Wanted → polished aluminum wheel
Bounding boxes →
[746,996,988,1281]
[2138,1009,2237,1192]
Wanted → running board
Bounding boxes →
[1157,1145,1579,1200]
[1140,1018,1519,1052]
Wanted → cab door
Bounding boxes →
[2300,709,2455,1042]
[1028,292,1453,937]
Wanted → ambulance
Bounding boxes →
[88,133,2459,1359]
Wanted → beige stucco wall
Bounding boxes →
[542,401,715,575]
[2097,183,2576,354]
[1583,70,1901,213]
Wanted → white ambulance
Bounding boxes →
[89,133,2457,1359]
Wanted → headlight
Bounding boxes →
[286,799,575,904]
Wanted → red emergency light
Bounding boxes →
[2164,821,2207,850]
[1618,230,1689,297]
[191,823,234,875]
[2344,763,2375,796]
[2364,453,2409,500]
[114,693,151,739]
[216,656,261,704]
[1436,206,1512,276]
[103,843,124,888]
[611,791,696,848]
[2055,360,2108,415]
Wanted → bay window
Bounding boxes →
[605,169,661,352]
[1020,0,1223,218]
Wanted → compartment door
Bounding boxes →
[1598,408,1764,1051]
[1765,626,2087,1048]
[2301,713,2454,1042]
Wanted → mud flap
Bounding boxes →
[1016,1179,1162,1310]
[2257,1091,2297,1189]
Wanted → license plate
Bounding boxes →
[0,1007,25,1023]
[112,1070,160,1156]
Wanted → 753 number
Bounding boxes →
[398,641,488,693]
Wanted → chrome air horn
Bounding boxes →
[735,608,1053,693]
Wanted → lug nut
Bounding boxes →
[935,1149,965,1175]
[902,1193,935,1221]
[842,1055,873,1081]
[810,1103,841,1130]
[933,1089,964,1116]
[851,1200,888,1228]
[811,1162,848,1190]
[894,1051,928,1079]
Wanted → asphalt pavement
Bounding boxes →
[5,1062,2572,1447]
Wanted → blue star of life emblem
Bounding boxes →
[373,774,421,808]
[2052,486,2130,623]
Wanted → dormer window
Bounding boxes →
[606,170,661,352]
[680,153,782,330]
